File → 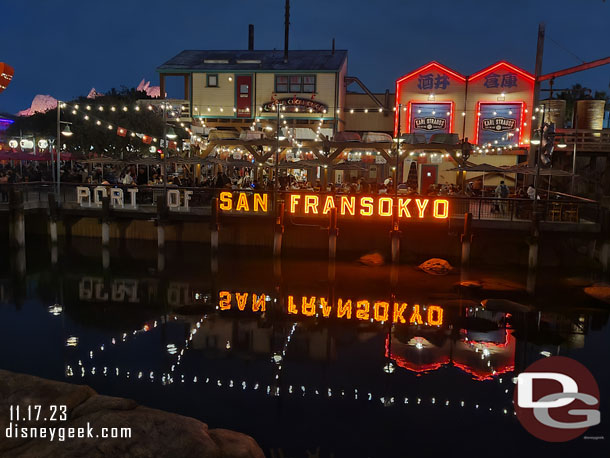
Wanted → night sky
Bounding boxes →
[1,0,609,114]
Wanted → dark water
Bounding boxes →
[0,239,608,457]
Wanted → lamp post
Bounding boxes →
[394,103,402,197]
[162,102,178,196]
[56,101,73,198]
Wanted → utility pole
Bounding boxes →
[528,23,545,183]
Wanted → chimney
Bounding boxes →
[248,24,254,50]
[332,38,335,55]
[284,0,290,63]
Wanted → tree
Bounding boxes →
[6,86,187,159]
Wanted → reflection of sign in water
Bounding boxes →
[218,290,444,326]
[79,277,140,303]
[414,117,447,131]
[261,97,327,113]
[482,117,517,132]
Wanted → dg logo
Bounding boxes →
[514,356,601,442]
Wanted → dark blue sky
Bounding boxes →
[1,0,608,114]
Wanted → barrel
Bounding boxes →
[575,100,605,130]
[540,99,566,128]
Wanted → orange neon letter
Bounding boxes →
[340,196,355,216]
[320,297,331,317]
[302,296,316,316]
[398,198,411,218]
[378,197,393,217]
[373,301,389,322]
[415,199,429,218]
[252,294,266,312]
[236,193,249,211]
[337,299,352,319]
[393,302,407,323]
[433,199,449,219]
[254,194,268,212]
[287,295,298,314]
[427,305,444,325]
[304,195,319,214]
[409,304,423,325]
[322,196,335,214]
[219,291,231,310]
[219,192,232,211]
[289,194,301,213]
[356,300,370,320]
[235,292,248,311]
[360,197,373,216]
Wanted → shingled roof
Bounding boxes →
[157,50,347,72]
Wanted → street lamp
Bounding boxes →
[56,101,73,198]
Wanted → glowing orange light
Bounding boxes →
[254,193,268,212]
[378,198,393,217]
[356,300,370,320]
[409,304,423,325]
[288,295,298,314]
[360,197,373,216]
[304,195,319,214]
[219,192,232,211]
[322,195,335,214]
[302,296,316,316]
[235,193,249,211]
[252,294,266,312]
[337,299,352,319]
[373,301,389,322]
[219,291,231,310]
[433,199,449,219]
[393,302,407,323]
[320,297,331,317]
[340,196,355,216]
[289,194,301,213]
[415,199,429,218]
[398,198,411,218]
[427,305,444,325]
[235,292,248,311]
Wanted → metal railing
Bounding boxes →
[0,183,604,226]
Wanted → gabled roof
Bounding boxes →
[157,50,348,72]
[469,61,535,83]
[396,61,466,84]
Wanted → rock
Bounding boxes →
[418,258,453,275]
[481,298,533,313]
[358,252,384,266]
[563,277,595,287]
[584,283,610,304]
[458,280,483,289]
[0,370,264,458]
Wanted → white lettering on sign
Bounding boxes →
[76,186,139,209]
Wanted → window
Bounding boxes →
[275,76,288,93]
[290,76,302,92]
[207,74,218,87]
[239,84,249,97]
[274,74,317,93]
[303,76,316,93]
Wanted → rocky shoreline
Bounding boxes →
[0,370,264,458]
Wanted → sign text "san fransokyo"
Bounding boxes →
[220,192,450,219]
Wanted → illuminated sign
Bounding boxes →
[218,290,444,326]
[262,97,328,113]
[220,192,450,220]
[409,102,453,140]
[476,102,523,147]
[414,117,447,131]
[76,186,193,210]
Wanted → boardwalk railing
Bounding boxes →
[0,183,604,226]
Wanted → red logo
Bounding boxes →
[514,356,600,442]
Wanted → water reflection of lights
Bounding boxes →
[64,362,514,416]
[166,344,178,355]
[383,362,396,374]
[48,304,63,316]
[66,336,78,347]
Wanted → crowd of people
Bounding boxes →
[0,161,545,201]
